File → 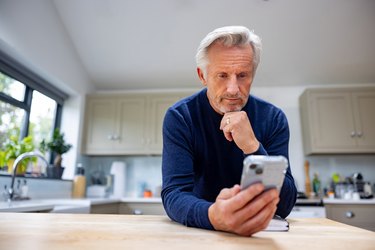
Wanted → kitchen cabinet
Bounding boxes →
[82,91,193,155]
[118,202,166,215]
[299,87,375,154]
[83,94,147,154]
[90,203,120,214]
[325,203,375,231]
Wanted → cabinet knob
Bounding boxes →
[345,211,355,218]
[133,209,143,215]
[356,132,363,138]
[350,131,356,137]
[113,135,120,140]
[107,135,114,140]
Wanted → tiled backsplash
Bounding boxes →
[81,156,162,198]
[305,155,375,190]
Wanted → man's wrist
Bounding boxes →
[243,141,260,154]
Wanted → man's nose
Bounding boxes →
[226,76,239,95]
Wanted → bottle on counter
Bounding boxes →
[72,163,86,198]
[20,180,29,199]
[312,172,321,197]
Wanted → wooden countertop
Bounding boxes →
[1,213,374,250]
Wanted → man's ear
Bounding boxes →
[197,68,207,86]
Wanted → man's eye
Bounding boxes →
[238,73,248,78]
[218,73,227,78]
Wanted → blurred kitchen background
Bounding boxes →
[0,0,374,226]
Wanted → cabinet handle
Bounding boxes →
[356,132,363,138]
[133,209,143,215]
[113,135,120,140]
[350,131,356,138]
[345,211,355,218]
[107,135,114,140]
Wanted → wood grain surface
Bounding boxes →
[0,213,374,250]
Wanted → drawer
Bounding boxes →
[325,204,375,231]
[90,203,120,214]
[118,202,166,215]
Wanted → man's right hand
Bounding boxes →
[208,183,280,236]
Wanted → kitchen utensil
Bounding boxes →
[304,160,312,196]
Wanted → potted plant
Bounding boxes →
[3,135,35,174]
[40,128,72,168]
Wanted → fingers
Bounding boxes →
[217,184,241,200]
[237,198,279,236]
[235,188,279,222]
[220,111,259,154]
[209,184,280,236]
[209,184,264,232]
[226,183,265,211]
[220,113,234,141]
[233,189,279,236]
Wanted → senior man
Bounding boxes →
[161,26,297,236]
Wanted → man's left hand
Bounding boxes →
[220,111,259,154]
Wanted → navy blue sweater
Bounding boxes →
[161,88,297,230]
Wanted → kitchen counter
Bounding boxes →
[86,197,162,204]
[295,198,323,206]
[0,200,55,212]
[0,197,162,213]
[1,213,374,250]
[323,198,375,205]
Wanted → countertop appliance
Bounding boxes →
[110,161,126,198]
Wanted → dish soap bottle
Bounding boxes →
[72,163,86,198]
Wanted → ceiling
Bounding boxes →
[52,0,375,91]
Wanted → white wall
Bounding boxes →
[0,0,95,179]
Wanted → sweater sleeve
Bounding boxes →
[161,107,214,230]
[259,110,297,218]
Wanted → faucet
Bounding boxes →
[7,152,49,201]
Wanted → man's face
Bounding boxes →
[197,42,254,115]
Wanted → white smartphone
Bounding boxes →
[240,155,288,192]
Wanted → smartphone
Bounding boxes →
[240,155,288,192]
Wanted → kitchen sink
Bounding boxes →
[0,200,55,212]
[0,199,90,213]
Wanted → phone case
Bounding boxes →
[240,155,288,191]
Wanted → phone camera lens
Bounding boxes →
[249,164,257,170]
[255,168,263,175]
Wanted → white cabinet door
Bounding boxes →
[300,87,375,154]
[84,97,118,154]
[116,96,147,154]
[310,91,356,150]
[352,90,375,149]
[146,94,180,153]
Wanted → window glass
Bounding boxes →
[0,101,26,147]
[29,91,57,148]
[0,72,26,102]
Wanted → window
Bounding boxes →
[29,91,57,147]
[0,48,68,175]
[0,71,60,154]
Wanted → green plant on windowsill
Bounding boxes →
[40,128,72,168]
[3,135,35,174]
[0,150,6,171]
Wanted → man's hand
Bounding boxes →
[220,111,259,154]
[208,183,279,236]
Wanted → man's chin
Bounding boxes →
[219,106,242,114]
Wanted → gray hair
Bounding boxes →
[195,26,262,73]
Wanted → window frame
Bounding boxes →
[0,47,68,164]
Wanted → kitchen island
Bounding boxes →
[1,213,374,250]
